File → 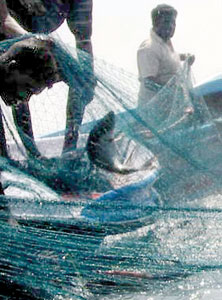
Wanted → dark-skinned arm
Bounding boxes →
[0,0,27,37]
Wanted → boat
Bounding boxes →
[4,72,222,230]
[2,110,162,234]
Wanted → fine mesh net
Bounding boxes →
[1,34,222,299]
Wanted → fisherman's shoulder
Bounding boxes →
[138,38,152,51]
[137,37,160,60]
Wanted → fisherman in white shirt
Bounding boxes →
[137,4,195,108]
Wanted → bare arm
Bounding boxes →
[0,0,28,37]
[143,76,163,92]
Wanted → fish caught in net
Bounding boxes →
[1,34,222,299]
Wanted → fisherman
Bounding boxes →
[137,4,195,107]
[5,0,95,155]
[0,34,90,227]
[0,0,44,158]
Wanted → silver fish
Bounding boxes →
[86,111,154,174]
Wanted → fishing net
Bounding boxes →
[0,34,222,299]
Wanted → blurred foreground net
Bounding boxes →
[0,35,222,299]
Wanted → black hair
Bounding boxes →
[0,36,59,105]
[10,37,57,84]
[151,4,177,26]
[0,37,58,86]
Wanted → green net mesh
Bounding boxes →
[1,34,222,299]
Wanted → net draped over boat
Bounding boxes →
[0,34,222,299]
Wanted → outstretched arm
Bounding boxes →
[0,0,28,37]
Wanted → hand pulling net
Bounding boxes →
[0,34,222,299]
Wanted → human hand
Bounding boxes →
[187,54,195,66]
[180,53,195,66]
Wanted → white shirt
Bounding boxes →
[137,29,181,106]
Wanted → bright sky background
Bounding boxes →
[55,0,222,85]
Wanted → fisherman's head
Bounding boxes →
[151,4,177,41]
[0,36,60,105]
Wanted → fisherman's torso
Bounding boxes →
[137,29,181,105]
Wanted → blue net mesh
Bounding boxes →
[1,34,222,299]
